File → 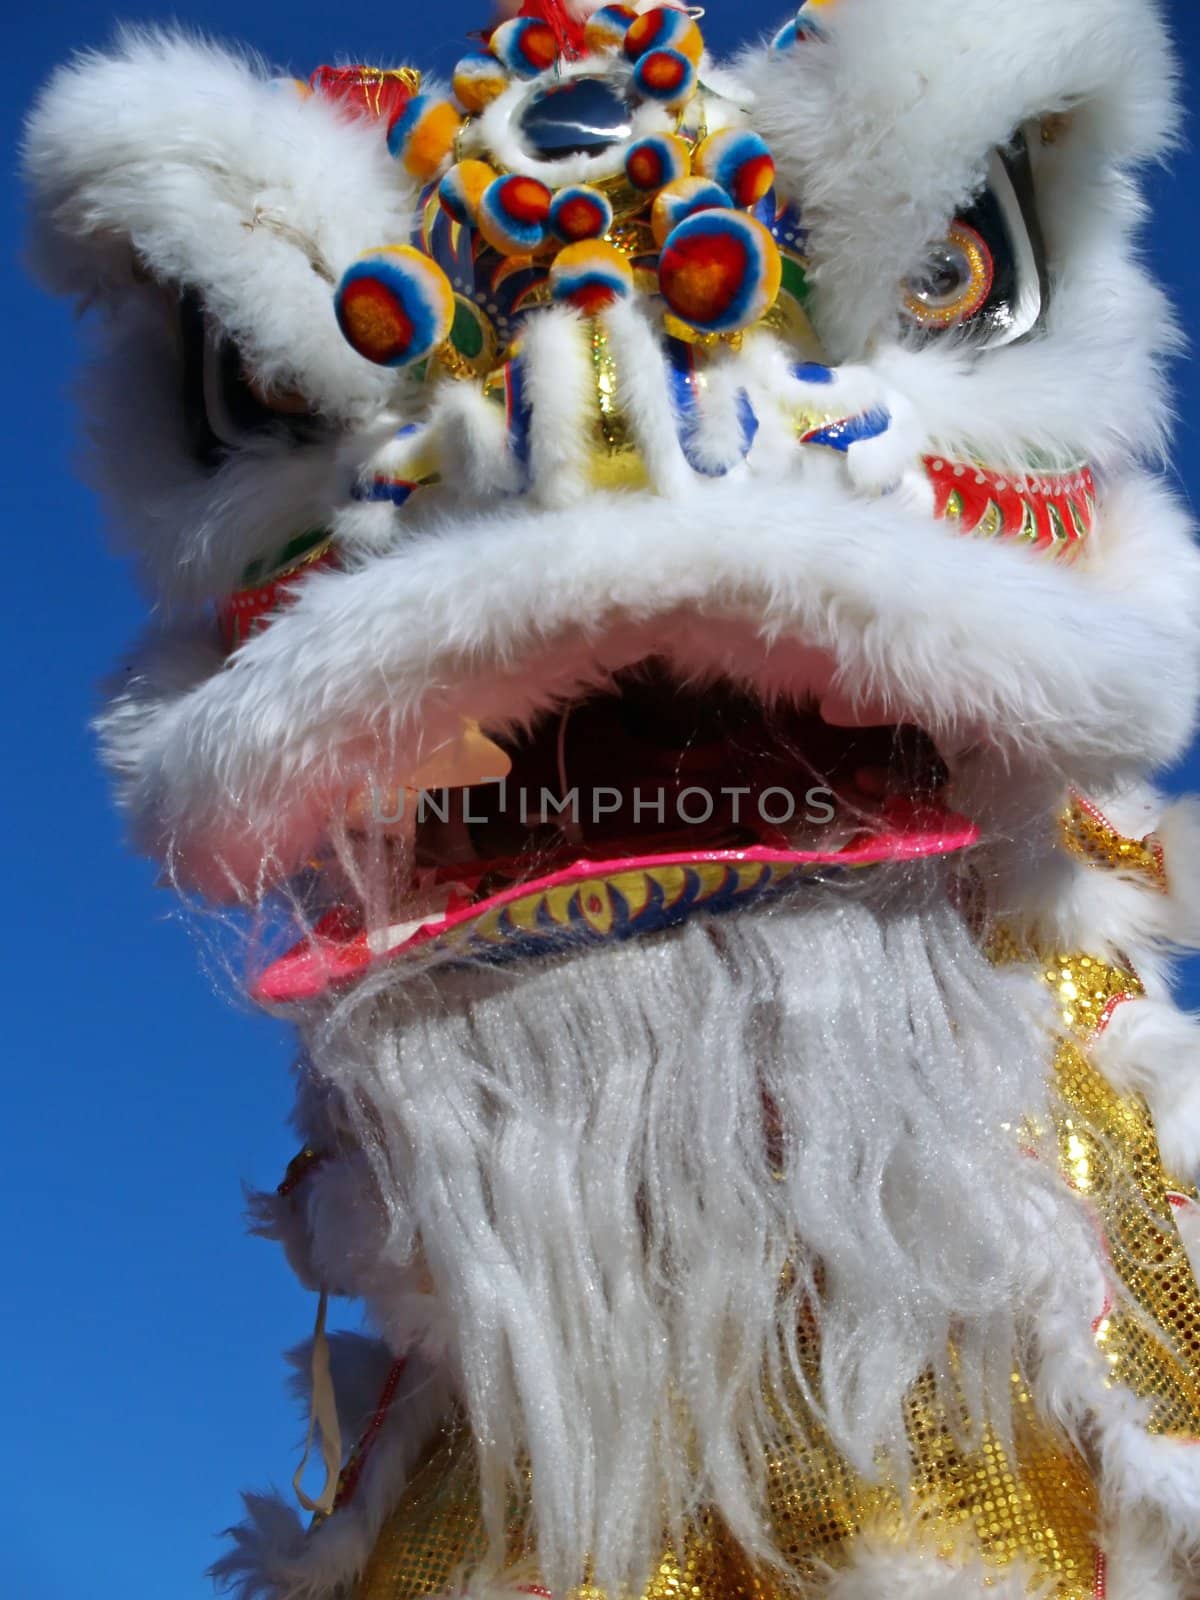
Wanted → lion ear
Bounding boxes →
[749,0,1179,358]
[22,28,421,409]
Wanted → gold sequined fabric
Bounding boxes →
[1058,793,1167,892]
[352,935,1200,1600]
[354,1381,1100,1600]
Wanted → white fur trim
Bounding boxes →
[213,1343,452,1600]
[817,1533,1044,1599]
[744,0,1178,360]
[1090,999,1200,1179]
[96,466,1200,894]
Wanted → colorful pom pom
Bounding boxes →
[490,17,560,77]
[650,176,732,246]
[624,7,704,67]
[549,240,634,313]
[632,49,697,107]
[695,128,777,209]
[584,4,639,53]
[624,133,691,193]
[772,1,831,47]
[549,185,614,243]
[386,95,462,181]
[477,174,554,255]
[658,209,782,335]
[438,160,498,225]
[335,246,455,368]
[452,52,510,113]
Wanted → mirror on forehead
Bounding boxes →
[515,75,634,160]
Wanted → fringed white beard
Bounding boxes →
[301,869,1100,1596]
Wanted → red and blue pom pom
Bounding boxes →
[489,17,560,77]
[695,129,777,209]
[651,176,732,245]
[438,160,497,226]
[549,185,614,243]
[452,52,510,113]
[624,7,704,65]
[658,210,782,335]
[386,95,462,181]
[478,174,554,255]
[772,1,832,47]
[632,48,697,107]
[335,246,456,368]
[584,4,639,53]
[549,240,634,314]
[624,133,691,193]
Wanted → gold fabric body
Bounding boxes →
[351,871,1200,1598]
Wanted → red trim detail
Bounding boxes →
[925,458,1094,559]
[1093,1549,1107,1599]
[255,811,979,1004]
[310,66,418,125]
[218,545,340,653]
[333,1358,409,1511]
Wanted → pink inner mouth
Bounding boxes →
[254,661,978,1004]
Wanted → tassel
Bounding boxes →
[292,1292,344,1518]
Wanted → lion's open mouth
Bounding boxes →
[254,660,978,1003]
[417,658,955,883]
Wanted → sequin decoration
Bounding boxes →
[490,16,560,77]
[926,457,1095,561]
[478,175,554,256]
[385,95,462,182]
[659,210,782,334]
[651,176,732,246]
[625,132,692,193]
[695,129,777,209]
[632,48,698,107]
[1055,1037,1200,1435]
[351,1385,1102,1600]
[584,3,639,52]
[989,930,1200,1435]
[451,52,510,114]
[549,185,614,243]
[1059,792,1167,892]
[335,246,456,367]
[550,240,634,312]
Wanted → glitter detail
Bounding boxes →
[351,1384,1101,1599]
[1059,793,1167,893]
[989,932,1200,1435]
[1055,1037,1200,1434]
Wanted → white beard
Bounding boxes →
[303,867,1100,1596]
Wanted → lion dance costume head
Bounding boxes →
[23,0,1200,1594]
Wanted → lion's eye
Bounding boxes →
[902,130,1048,348]
[178,288,321,467]
[905,224,995,327]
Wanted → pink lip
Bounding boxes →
[252,808,979,1006]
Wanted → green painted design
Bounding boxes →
[239,527,330,588]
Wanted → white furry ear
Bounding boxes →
[746,0,1179,357]
[22,29,417,417]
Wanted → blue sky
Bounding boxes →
[2,5,1200,1597]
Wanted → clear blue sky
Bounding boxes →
[2,6,1199,1597]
